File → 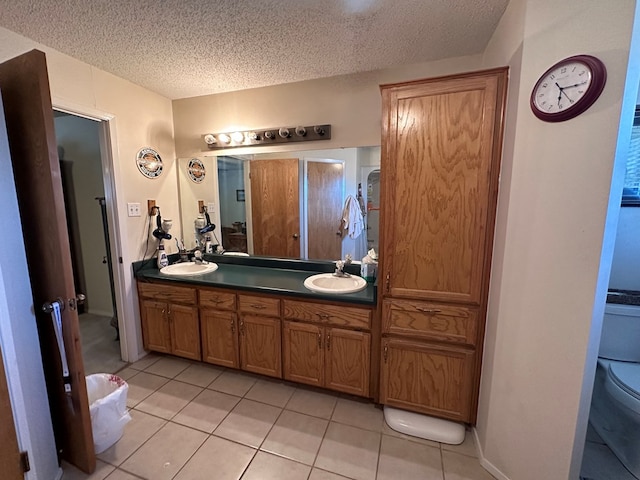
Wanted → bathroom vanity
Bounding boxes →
[135,258,376,399]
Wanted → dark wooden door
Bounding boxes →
[0,50,95,473]
[250,159,300,257]
[0,343,23,479]
[307,161,343,260]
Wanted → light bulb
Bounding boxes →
[218,133,230,144]
[231,131,244,143]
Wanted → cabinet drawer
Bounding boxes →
[238,294,280,317]
[382,299,477,346]
[283,300,371,330]
[137,282,196,304]
[199,288,236,311]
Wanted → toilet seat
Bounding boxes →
[606,361,640,414]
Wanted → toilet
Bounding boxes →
[589,303,640,478]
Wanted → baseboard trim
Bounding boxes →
[472,427,511,480]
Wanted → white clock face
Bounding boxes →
[533,61,593,114]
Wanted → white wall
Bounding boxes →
[172,56,483,158]
[55,115,113,316]
[479,1,638,479]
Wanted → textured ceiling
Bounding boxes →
[0,0,509,100]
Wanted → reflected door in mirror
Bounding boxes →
[250,159,300,257]
[307,161,343,260]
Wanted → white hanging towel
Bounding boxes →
[339,194,365,239]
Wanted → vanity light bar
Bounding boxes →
[202,124,331,150]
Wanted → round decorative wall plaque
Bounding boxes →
[187,158,206,183]
[136,147,163,179]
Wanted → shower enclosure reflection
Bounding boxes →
[176,146,380,261]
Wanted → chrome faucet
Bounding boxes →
[334,254,352,277]
[192,248,208,265]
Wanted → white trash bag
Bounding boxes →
[86,374,132,454]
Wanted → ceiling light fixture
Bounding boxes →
[201,124,331,150]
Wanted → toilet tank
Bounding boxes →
[599,303,640,362]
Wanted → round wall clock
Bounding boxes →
[136,147,163,179]
[530,54,607,122]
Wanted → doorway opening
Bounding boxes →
[53,111,126,375]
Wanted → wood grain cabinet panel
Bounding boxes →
[140,299,171,354]
[283,321,324,387]
[325,328,370,397]
[283,321,370,397]
[382,299,478,346]
[284,300,371,329]
[380,338,474,422]
[201,310,239,368]
[168,304,201,360]
[199,288,236,311]
[240,314,282,378]
[239,295,281,317]
[138,284,200,360]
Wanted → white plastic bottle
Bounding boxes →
[157,244,168,269]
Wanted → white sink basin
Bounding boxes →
[303,273,367,294]
[160,262,218,276]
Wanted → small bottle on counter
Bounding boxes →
[205,235,213,254]
[157,244,169,269]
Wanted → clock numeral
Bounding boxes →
[578,89,584,94]
[550,74,556,80]
[571,66,577,72]
[560,67,567,74]
[542,82,548,88]
[548,105,553,111]
[579,70,586,76]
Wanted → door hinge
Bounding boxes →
[20,451,30,473]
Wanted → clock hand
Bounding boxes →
[555,82,564,106]
[560,89,573,103]
[559,81,588,89]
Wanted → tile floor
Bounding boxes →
[63,353,497,480]
[79,312,127,375]
[580,422,636,480]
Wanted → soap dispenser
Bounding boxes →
[157,244,168,269]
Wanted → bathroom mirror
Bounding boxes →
[177,146,380,261]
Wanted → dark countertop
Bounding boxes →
[607,289,640,306]
[133,254,377,306]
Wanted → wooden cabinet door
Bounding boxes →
[240,315,282,378]
[169,304,201,360]
[325,328,370,397]
[283,321,323,387]
[380,338,475,422]
[201,310,239,368]
[380,70,506,305]
[140,299,171,353]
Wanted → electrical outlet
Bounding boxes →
[127,202,141,217]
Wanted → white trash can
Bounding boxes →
[86,374,132,454]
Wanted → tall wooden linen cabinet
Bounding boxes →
[378,67,508,424]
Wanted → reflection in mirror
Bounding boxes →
[177,146,380,261]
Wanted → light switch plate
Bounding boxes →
[127,202,141,217]
[207,203,216,214]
